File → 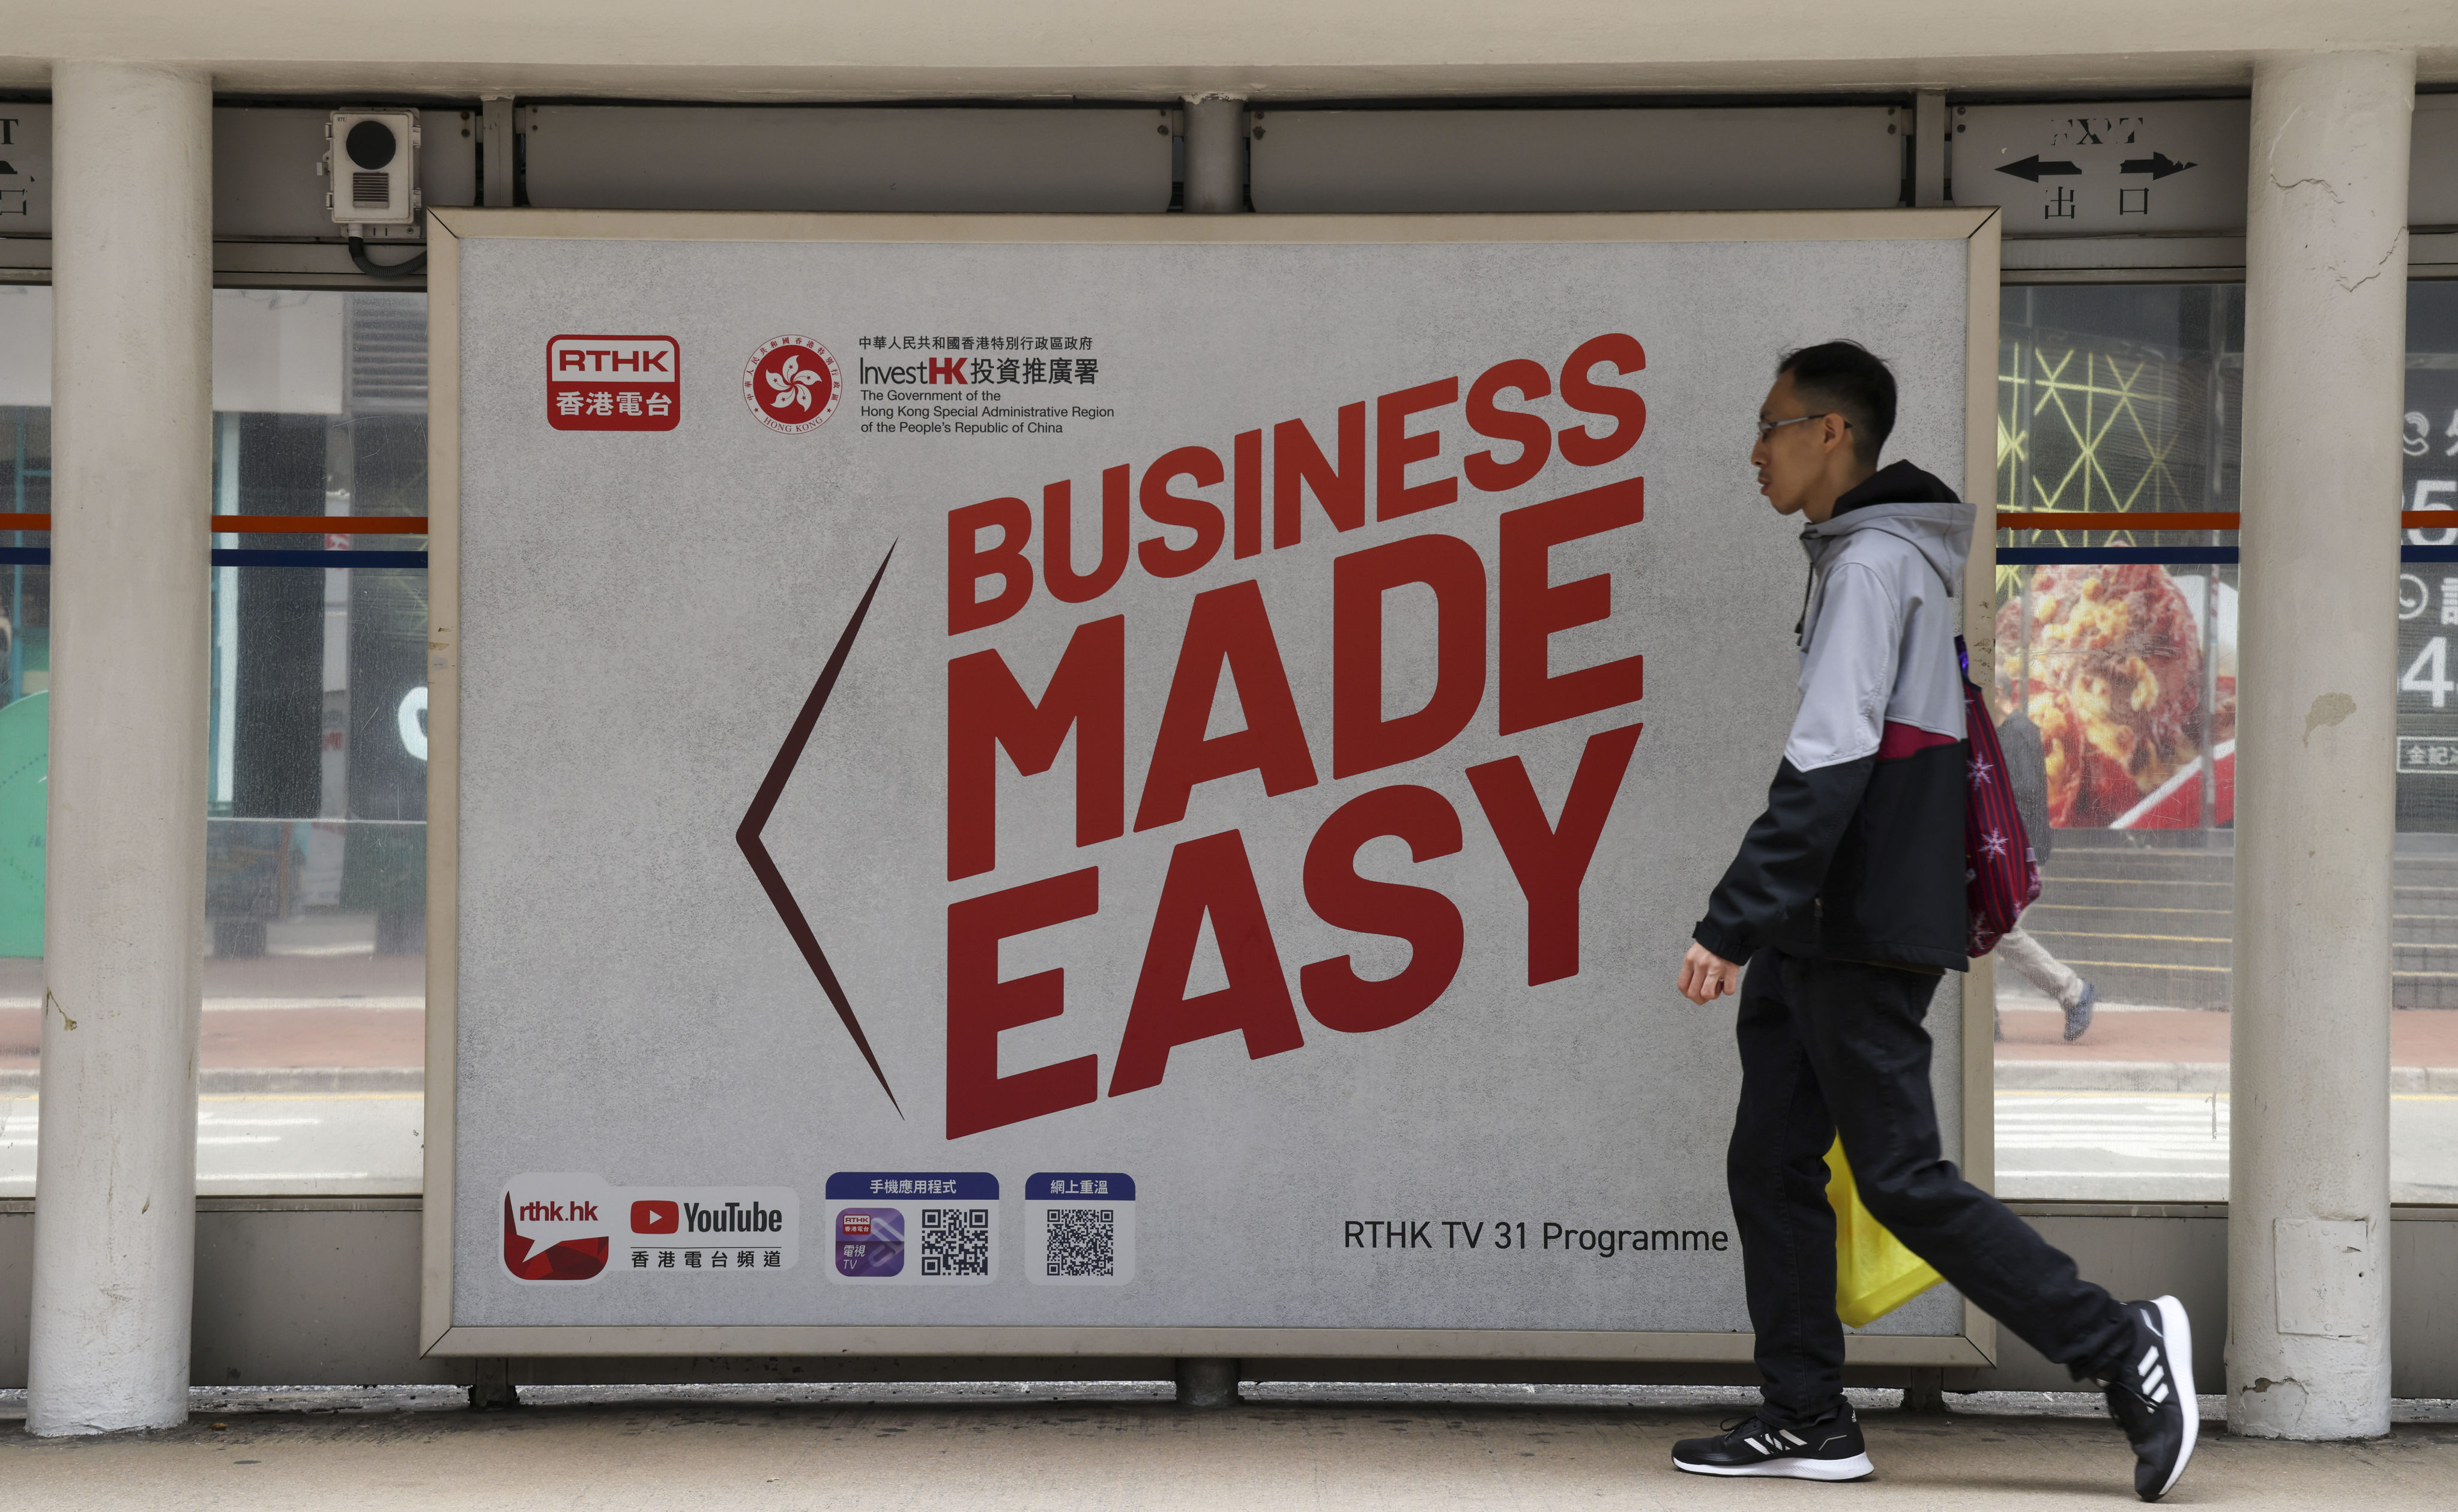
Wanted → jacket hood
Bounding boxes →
[1799,462,1971,597]
[1831,459,1961,515]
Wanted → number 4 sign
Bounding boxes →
[2403,636,2454,708]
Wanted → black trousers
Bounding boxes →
[1729,950,2133,1424]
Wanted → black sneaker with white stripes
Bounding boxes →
[1671,1406,1874,1481]
[2101,1295,2197,1501]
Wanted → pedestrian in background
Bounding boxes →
[1993,703,2097,1043]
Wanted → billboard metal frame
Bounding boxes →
[420,205,2004,1364]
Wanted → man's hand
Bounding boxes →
[1677,942,1742,1004]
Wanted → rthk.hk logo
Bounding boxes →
[502,1174,613,1282]
[743,336,842,433]
[520,1198,598,1223]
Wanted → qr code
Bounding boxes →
[1044,1208,1116,1277]
[919,1206,991,1277]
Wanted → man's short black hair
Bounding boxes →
[1777,340,1895,469]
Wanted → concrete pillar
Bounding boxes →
[1182,95,1246,214]
[2230,49,2414,1442]
[25,61,214,1437]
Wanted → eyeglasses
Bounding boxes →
[1755,412,1849,442]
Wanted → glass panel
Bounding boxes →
[0,286,429,1197]
[0,325,50,1193]
[1993,284,2241,1201]
[202,290,427,1196]
[2396,282,2458,1205]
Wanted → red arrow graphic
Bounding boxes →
[737,544,902,1115]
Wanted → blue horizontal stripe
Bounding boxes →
[214,550,429,568]
[0,548,431,569]
[2007,546,2458,565]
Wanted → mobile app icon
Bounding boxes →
[835,1206,905,1278]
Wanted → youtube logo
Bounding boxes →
[503,1174,800,1283]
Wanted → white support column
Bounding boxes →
[26,60,214,1437]
[2231,49,2414,1442]
[1182,94,1246,214]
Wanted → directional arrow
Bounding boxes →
[1997,157,2083,182]
[738,543,904,1116]
[2120,151,2197,179]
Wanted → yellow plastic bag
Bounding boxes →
[1825,1137,1945,1328]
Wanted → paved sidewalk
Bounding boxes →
[0,948,423,1073]
[1994,1003,2458,1067]
[3,1388,2454,1511]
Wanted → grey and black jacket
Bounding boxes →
[1693,460,1973,972]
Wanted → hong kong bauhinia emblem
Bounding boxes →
[743,336,842,433]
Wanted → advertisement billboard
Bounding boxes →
[423,209,2001,1363]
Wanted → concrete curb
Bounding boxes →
[0,1067,423,1096]
[1995,1061,2458,1094]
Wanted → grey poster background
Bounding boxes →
[450,231,1971,1337]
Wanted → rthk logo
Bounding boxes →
[632,1199,680,1235]
[501,1188,611,1282]
[546,335,681,432]
[743,336,842,433]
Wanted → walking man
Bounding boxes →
[1669,342,2194,1500]
[1994,704,2097,1041]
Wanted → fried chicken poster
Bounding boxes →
[1995,564,2234,830]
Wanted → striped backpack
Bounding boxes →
[1958,636,2041,957]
